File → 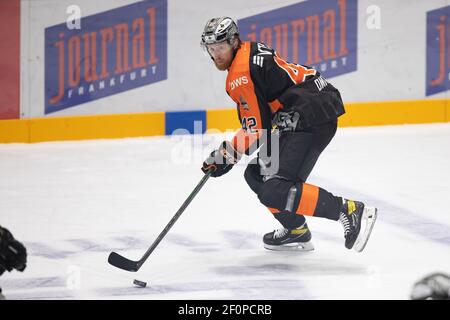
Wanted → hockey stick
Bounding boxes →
[108,169,213,272]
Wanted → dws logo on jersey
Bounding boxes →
[426,5,450,96]
[229,76,249,90]
[45,0,167,114]
[238,0,357,79]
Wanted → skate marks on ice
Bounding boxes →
[94,279,315,299]
[221,230,262,249]
[23,238,141,261]
[4,230,366,299]
[165,234,221,252]
[4,290,75,300]
[94,255,365,299]
[22,235,212,261]
[2,275,314,300]
[213,258,366,277]
[22,231,260,262]
[22,242,74,260]
[0,276,65,289]
[0,276,75,300]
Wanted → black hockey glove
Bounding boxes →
[0,226,27,276]
[410,272,450,300]
[201,141,241,177]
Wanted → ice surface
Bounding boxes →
[1,123,449,300]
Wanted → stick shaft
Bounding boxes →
[136,171,212,268]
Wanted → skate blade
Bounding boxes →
[264,241,314,252]
[353,207,378,252]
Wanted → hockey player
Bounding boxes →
[0,225,27,299]
[200,17,377,252]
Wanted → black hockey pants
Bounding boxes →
[244,120,343,229]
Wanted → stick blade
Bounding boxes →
[108,252,140,272]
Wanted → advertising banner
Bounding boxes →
[238,0,357,79]
[426,5,450,96]
[44,0,168,114]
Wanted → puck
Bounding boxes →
[133,279,147,287]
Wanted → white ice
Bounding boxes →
[1,123,450,300]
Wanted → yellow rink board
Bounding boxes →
[0,99,448,143]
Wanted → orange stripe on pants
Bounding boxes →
[296,183,319,216]
[268,207,279,214]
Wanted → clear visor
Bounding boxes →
[202,41,232,58]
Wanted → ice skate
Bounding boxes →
[263,223,314,251]
[339,199,378,252]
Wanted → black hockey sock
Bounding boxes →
[313,191,342,221]
[272,211,307,229]
[292,183,341,221]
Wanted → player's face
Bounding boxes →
[207,41,234,71]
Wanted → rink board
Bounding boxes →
[1,99,449,143]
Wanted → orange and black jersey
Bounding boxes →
[225,41,344,156]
